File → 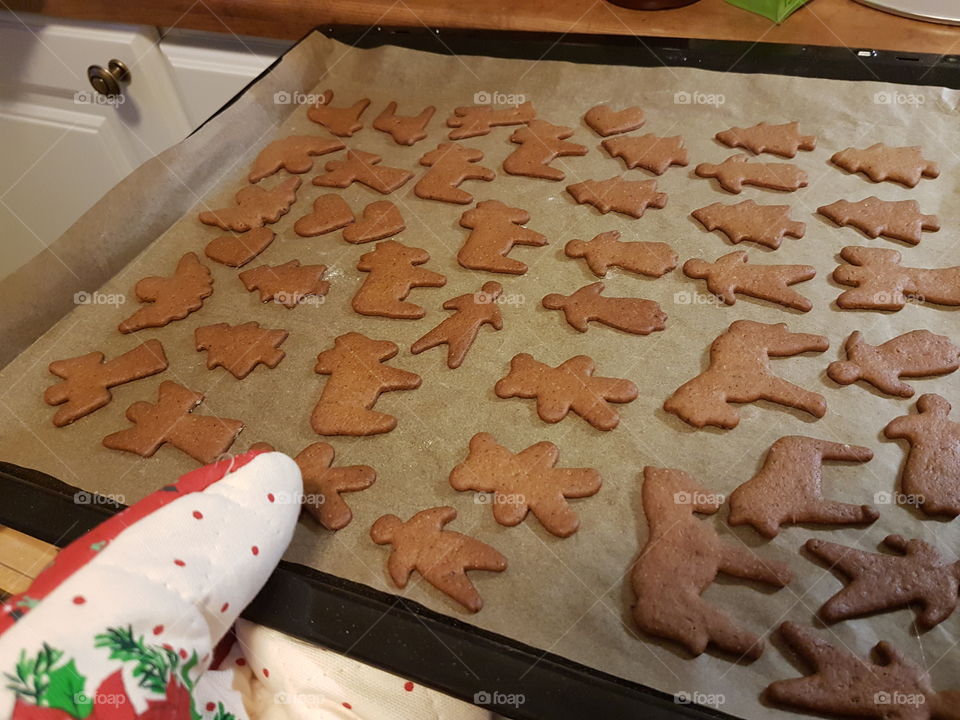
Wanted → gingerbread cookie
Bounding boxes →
[695,154,808,193]
[502,119,587,181]
[204,227,275,267]
[449,432,601,538]
[293,194,355,237]
[566,177,667,218]
[542,283,667,335]
[564,230,676,278]
[372,101,435,146]
[45,340,167,427]
[295,442,376,531]
[195,322,288,379]
[583,104,645,137]
[247,135,344,183]
[682,251,815,312]
[457,200,547,274]
[664,320,829,429]
[691,200,806,250]
[727,436,877,538]
[306,90,370,137]
[632,467,791,660]
[601,134,689,175]
[766,622,959,719]
[495,353,638,431]
[831,143,939,187]
[199,177,300,232]
[715,122,815,158]
[415,143,495,204]
[446,101,535,140]
[827,330,960,397]
[806,535,960,629]
[885,394,960,517]
[352,240,446,319]
[833,246,960,310]
[312,333,421,436]
[411,281,503,369]
[103,381,243,464]
[313,149,413,194]
[239,260,329,308]
[342,201,404,244]
[119,252,213,334]
[818,197,939,245]
[371,506,507,612]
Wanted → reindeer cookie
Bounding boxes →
[295,442,376,531]
[827,330,960,397]
[564,230,677,278]
[446,101,535,140]
[495,353,638,431]
[696,154,808,193]
[583,104,645,137]
[103,381,243,464]
[415,143,495,204]
[199,177,300,231]
[248,135,344,182]
[293,194,355,237]
[45,340,167,427]
[727,436,878,538]
[503,119,587,181]
[372,101,435,145]
[766,622,960,719]
[239,260,329,308]
[566,177,667,218]
[343,200,404,244]
[371,506,507,612]
[542,282,667,335]
[833,246,960,310]
[119,253,213,333]
[313,149,413,194]
[411,281,503,369]
[352,240,446,319]
[806,535,960,629]
[457,200,547,274]
[195,322,288,379]
[682,251,815,312]
[884,394,960,517]
[632,467,791,660]
[601,134,689,175]
[715,122,815,158]
[204,227,274,267]
[664,320,829,429]
[691,200,806,250]
[306,90,370,136]
[449,432,602,538]
[818,197,940,245]
[312,333,421,436]
[831,143,940,187]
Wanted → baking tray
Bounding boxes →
[1,26,957,720]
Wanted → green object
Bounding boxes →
[725,0,809,23]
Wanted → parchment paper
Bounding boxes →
[1,32,959,720]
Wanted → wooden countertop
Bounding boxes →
[7,0,960,54]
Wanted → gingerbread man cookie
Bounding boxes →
[632,467,791,660]
[818,197,940,245]
[415,143,495,204]
[313,149,413,194]
[295,442,376,531]
[696,154,808,193]
[831,143,939,187]
[45,340,167,427]
[495,353,638,431]
[446,101,535,140]
[293,194,355,237]
[306,90,370,137]
[727,436,877,538]
[199,177,300,232]
[583,104,645,137]
[715,121,815,158]
[564,230,677,278]
[542,283,667,335]
[664,320,829,429]
[312,333,421,436]
[566,177,667,218]
[601,134,689,175]
[352,240,446,319]
[239,260,329,308]
[204,227,274,268]
[682,251,815,312]
[411,281,504,369]
[457,200,547,274]
[195,322,288,379]
[119,252,213,334]
[691,200,806,250]
[449,432,602,538]
[502,119,587,181]
[248,135,344,183]
[833,246,960,310]
[372,101,435,146]
[342,201,404,244]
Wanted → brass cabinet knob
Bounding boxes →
[87,59,130,97]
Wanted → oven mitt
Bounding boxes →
[0,449,301,720]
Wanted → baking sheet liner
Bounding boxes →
[1,31,959,719]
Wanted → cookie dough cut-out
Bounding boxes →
[352,240,446,319]
[446,101,536,140]
[833,246,960,310]
[343,201,404,244]
[682,250,815,312]
[695,154,808,193]
[601,134,688,175]
[204,227,274,267]
[831,143,939,187]
[372,101,435,145]
[306,89,370,137]
[503,119,587,181]
[818,197,939,245]
[296,442,376,531]
[293,194,355,237]
[195,321,288,379]
[715,122,815,158]
[199,177,300,232]
[248,135,344,183]
[583,104,645,137]
[691,200,805,250]
[411,281,504,369]
[564,230,676,278]
[567,177,667,218]
[313,149,413,194]
[415,143,495,204]
[239,260,328,308]
[542,282,667,335]
[457,200,546,274]
[119,252,213,333]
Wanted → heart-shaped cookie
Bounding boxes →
[584,104,645,137]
